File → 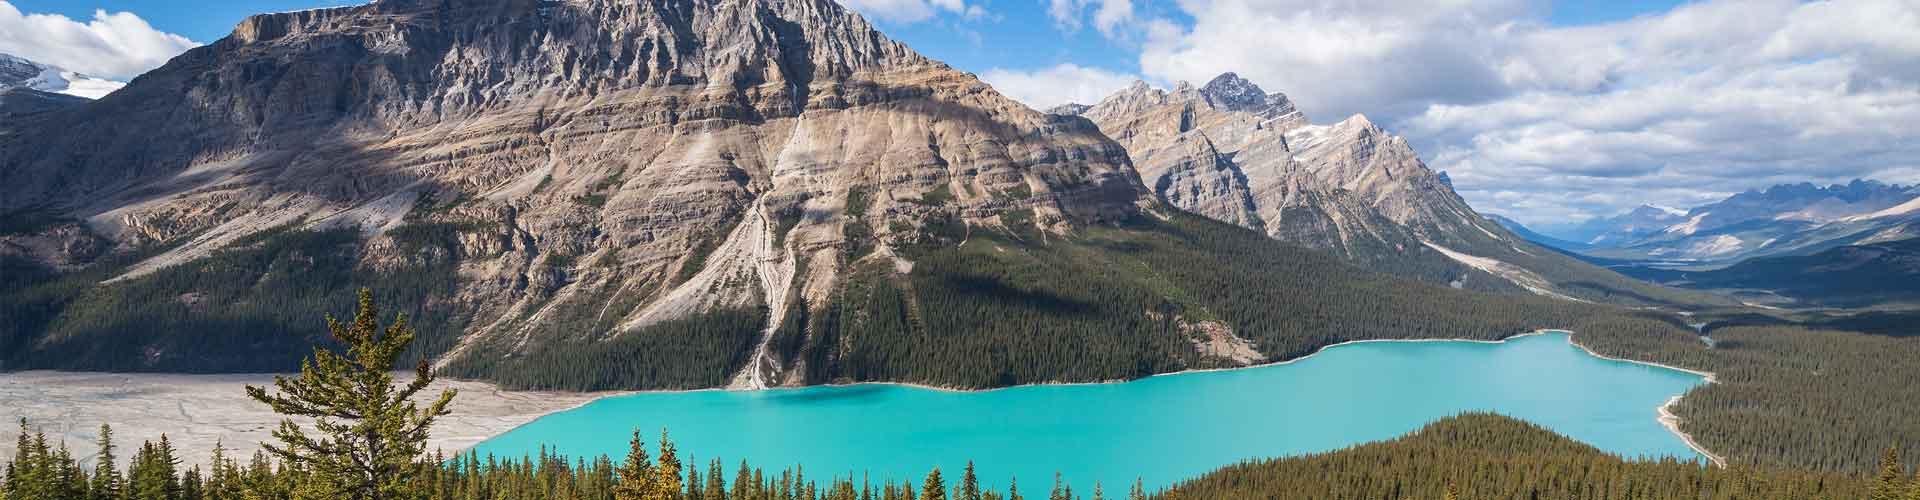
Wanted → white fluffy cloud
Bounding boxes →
[0,1,197,80]
[1048,0,1137,40]
[980,63,1142,110]
[839,0,987,23]
[1137,0,1920,225]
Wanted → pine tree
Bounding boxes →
[655,430,683,500]
[706,459,728,500]
[613,431,655,500]
[244,288,456,500]
[959,463,979,500]
[181,467,203,500]
[1907,467,1920,500]
[732,461,752,500]
[921,468,946,500]
[1007,477,1022,500]
[687,454,704,500]
[90,425,122,500]
[1874,447,1905,500]
[1089,482,1102,500]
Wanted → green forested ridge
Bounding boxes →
[788,211,1602,388]
[1564,315,1920,473]
[3,414,1901,500]
[440,309,765,391]
[1155,413,1882,500]
[0,227,471,372]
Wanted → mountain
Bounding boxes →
[1486,214,1590,251]
[1578,181,1920,263]
[0,0,1639,392]
[1626,227,1920,308]
[1553,205,1688,248]
[1056,73,1698,304]
[0,53,124,99]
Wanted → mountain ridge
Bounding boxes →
[1056,73,1704,305]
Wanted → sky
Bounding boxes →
[2,0,1917,226]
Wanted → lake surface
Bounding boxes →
[470,332,1707,491]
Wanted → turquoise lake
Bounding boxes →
[469,332,1707,491]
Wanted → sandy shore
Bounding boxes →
[0,371,619,469]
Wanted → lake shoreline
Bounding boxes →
[477,329,1726,469]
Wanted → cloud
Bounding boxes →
[980,63,1142,110]
[839,0,988,23]
[1047,0,1136,40]
[1136,0,1920,225]
[0,1,198,80]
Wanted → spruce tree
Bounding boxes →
[1090,482,1102,500]
[181,467,203,500]
[613,431,655,500]
[921,468,945,500]
[655,430,683,500]
[1907,467,1920,500]
[687,454,703,500]
[959,462,979,500]
[732,461,752,500]
[1007,477,1022,500]
[706,458,728,500]
[1127,479,1144,500]
[1875,447,1905,500]
[244,288,456,500]
[90,424,122,500]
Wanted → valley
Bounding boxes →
[2,0,1918,499]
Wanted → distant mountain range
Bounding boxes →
[1517,180,1920,265]
[1617,231,1920,308]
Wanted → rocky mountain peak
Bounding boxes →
[0,53,120,99]
[1199,72,1267,112]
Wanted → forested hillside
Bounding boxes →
[1157,414,1887,500]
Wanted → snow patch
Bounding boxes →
[1687,235,1744,256]
[1842,196,1920,222]
[1664,213,1709,235]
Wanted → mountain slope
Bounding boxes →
[1060,74,1706,305]
[1628,229,1920,308]
[1487,214,1591,251]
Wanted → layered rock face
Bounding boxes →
[0,0,1144,387]
[1070,74,1515,282]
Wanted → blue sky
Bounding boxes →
[1,0,1916,225]
[5,0,1679,80]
